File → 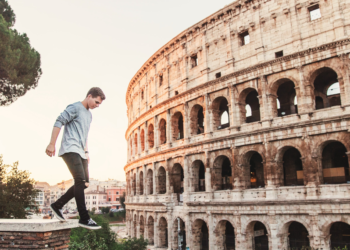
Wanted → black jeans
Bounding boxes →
[53,152,90,221]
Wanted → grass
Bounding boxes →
[110,224,126,227]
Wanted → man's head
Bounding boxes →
[86,87,106,109]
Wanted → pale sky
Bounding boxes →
[0,0,233,185]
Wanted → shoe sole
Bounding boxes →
[50,205,66,222]
[78,223,101,230]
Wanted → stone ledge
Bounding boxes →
[0,219,79,232]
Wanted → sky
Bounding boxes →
[0,0,233,186]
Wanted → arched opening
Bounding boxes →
[249,153,264,188]
[139,215,145,237]
[133,214,137,238]
[139,171,144,195]
[146,169,153,195]
[250,221,268,250]
[283,148,304,186]
[190,104,205,135]
[159,119,167,145]
[211,97,230,130]
[148,124,154,149]
[171,163,184,195]
[190,160,206,192]
[192,219,209,250]
[171,112,184,141]
[322,141,349,184]
[140,129,145,151]
[212,156,232,191]
[132,173,136,195]
[313,68,341,110]
[173,218,186,250]
[157,167,167,194]
[158,217,168,248]
[148,216,154,245]
[330,222,350,249]
[215,220,235,250]
[288,222,309,249]
[276,80,298,116]
[134,133,138,154]
[244,89,260,123]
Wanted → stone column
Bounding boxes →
[154,213,158,247]
[143,165,147,197]
[137,126,141,156]
[229,84,237,127]
[184,102,189,143]
[154,116,159,149]
[136,169,140,196]
[167,109,171,146]
[309,213,322,249]
[207,212,215,250]
[297,66,314,115]
[153,162,157,195]
[183,155,189,201]
[145,82,149,111]
[185,213,192,249]
[339,54,350,106]
[166,161,172,194]
[268,212,280,250]
[145,121,148,152]
[204,93,212,138]
[167,208,173,250]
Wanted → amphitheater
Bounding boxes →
[124,0,350,249]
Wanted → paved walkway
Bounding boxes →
[110,224,127,239]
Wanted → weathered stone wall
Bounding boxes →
[124,0,350,249]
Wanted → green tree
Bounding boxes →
[0,155,39,218]
[0,0,42,106]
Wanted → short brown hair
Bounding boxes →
[86,87,106,100]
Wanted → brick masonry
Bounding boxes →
[124,0,350,249]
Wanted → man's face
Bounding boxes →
[87,95,103,109]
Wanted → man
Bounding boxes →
[45,87,105,230]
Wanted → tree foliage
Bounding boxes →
[120,192,125,210]
[0,0,42,106]
[0,155,39,218]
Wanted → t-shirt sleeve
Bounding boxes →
[54,104,77,128]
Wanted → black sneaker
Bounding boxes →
[79,218,101,230]
[50,204,66,222]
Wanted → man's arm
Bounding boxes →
[85,139,90,164]
[46,127,61,157]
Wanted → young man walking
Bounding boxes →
[45,87,105,230]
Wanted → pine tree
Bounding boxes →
[0,0,42,106]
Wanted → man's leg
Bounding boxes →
[53,153,89,220]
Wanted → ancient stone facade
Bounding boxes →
[124,0,350,249]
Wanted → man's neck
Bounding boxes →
[81,99,89,110]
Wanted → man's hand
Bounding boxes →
[46,144,55,157]
[86,153,90,164]
[85,182,90,188]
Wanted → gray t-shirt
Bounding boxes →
[54,102,92,159]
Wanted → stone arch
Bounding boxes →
[159,119,167,145]
[158,217,168,248]
[139,215,145,237]
[238,87,261,124]
[280,219,311,250]
[139,171,144,195]
[308,66,342,110]
[140,129,145,151]
[170,163,184,194]
[214,220,236,250]
[148,124,154,148]
[190,104,205,135]
[320,220,350,249]
[211,96,230,130]
[275,145,305,186]
[192,219,209,250]
[245,220,269,250]
[147,216,154,245]
[171,111,184,141]
[319,140,350,184]
[190,160,206,192]
[241,151,265,189]
[173,217,187,250]
[146,169,153,195]
[212,155,233,191]
[157,166,167,194]
[269,78,298,117]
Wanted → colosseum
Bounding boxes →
[124,0,350,249]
